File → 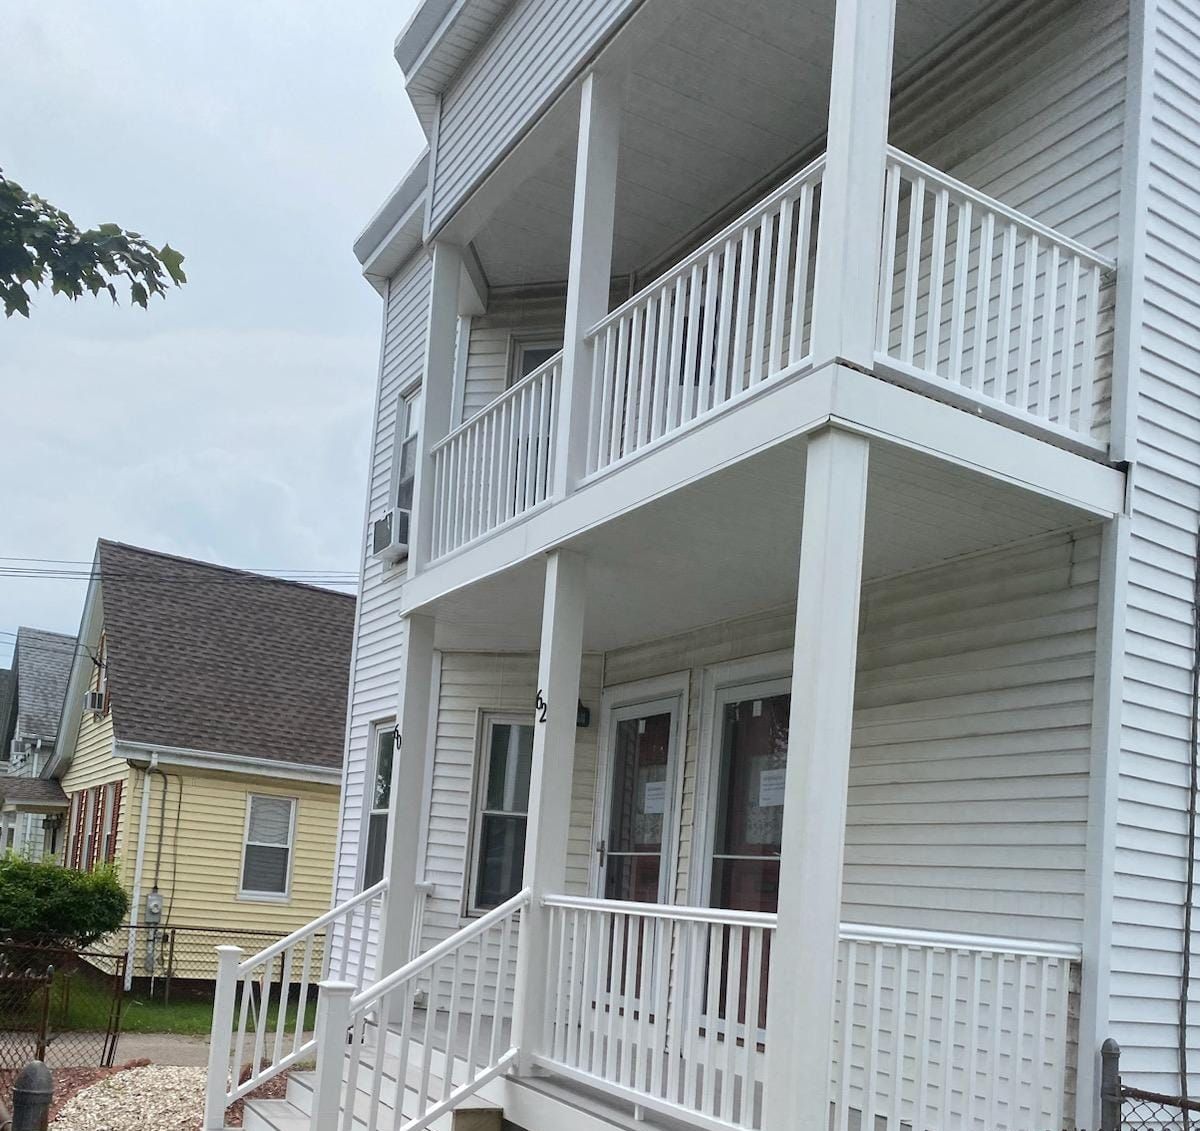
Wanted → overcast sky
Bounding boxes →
[0,2,425,665]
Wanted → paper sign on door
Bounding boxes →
[643,780,667,815]
[757,767,786,808]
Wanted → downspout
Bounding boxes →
[126,753,158,991]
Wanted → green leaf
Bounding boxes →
[159,243,187,285]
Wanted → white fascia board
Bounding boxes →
[403,362,1127,613]
[44,549,104,781]
[115,740,341,786]
[354,150,431,282]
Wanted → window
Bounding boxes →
[240,794,296,898]
[509,337,561,386]
[470,717,535,911]
[392,388,422,513]
[362,724,395,888]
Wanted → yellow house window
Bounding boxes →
[240,794,296,899]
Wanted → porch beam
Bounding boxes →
[553,70,621,495]
[810,0,898,367]
[411,240,464,576]
[377,613,437,976]
[763,427,870,1130]
[511,549,588,1072]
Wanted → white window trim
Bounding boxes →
[465,710,535,918]
[507,334,563,387]
[359,718,396,892]
[590,672,690,903]
[387,383,423,514]
[690,650,792,908]
[238,793,298,902]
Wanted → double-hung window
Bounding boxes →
[509,338,561,386]
[393,388,422,514]
[470,716,534,911]
[241,794,296,898]
[363,724,395,888]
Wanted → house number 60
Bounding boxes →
[535,690,548,723]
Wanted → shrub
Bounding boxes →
[0,853,128,948]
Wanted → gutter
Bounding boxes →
[126,752,157,991]
[117,740,341,786]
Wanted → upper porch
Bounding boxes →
[370,0,1131,606]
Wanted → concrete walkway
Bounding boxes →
[113,1033,210,1067]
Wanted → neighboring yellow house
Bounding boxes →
[40,540,355,981]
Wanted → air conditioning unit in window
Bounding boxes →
[372,509,411,564]
[83,690,105,715]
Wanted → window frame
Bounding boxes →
[465,711,536,917]
[361,718,396,891]
[507,335,563,387]
[388,384,423,513]
[238,793,298,902]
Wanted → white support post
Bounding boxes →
[809,0,897,368]
[510,549,588,1072]
[309,980,355,1131]
[553,71,621,495]
[377,614,437,977]
[763,428,870,1131]
[1076,514,1129,1129]
[203,944,244,1131]
[411,240,464,577]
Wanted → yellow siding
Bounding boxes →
[59,655,123,794]
[134,767,337,940]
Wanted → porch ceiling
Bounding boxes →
[426,434,1097,653]
[468,0,1000,289]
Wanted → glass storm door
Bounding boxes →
[707,679,791,1032]
[599,699,680,905]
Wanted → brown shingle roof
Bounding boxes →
[0,777,67,806]
[97,541,355,770]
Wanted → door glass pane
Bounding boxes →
[605,711,671,903]
[485,724,533,813]
[710,692,790,914]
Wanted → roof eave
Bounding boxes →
[116,740,342,786]
[354,150,431,288]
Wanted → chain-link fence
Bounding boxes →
[1102,1037,1200,1131]
[0,942,125,1068]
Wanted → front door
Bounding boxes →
[597,695,683,905]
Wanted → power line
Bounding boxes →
[0,556,358,576]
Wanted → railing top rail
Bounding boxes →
[429,352,562,457]
[838,920,1083,961]
[886,145,1116,272]
[543,894,1082,961]
[349,887,531,1012]
[235,878,387,975]
[587,152,828,340]
[542,894,778,929]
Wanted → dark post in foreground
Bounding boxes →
[11,1061,53,1131]
[1100,1038,1122,1131]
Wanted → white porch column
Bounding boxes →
[763,427,870,1131]
[377,613,436,976]
[552,71,621,495]
[809,0,897,368]
[410,240,464,576]
[510,549,588,1072]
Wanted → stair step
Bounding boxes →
[241,1098,310,1131]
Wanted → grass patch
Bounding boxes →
[54,971,317,1036]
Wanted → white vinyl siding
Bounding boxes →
[429,0,636,232]
[890,0,1127,450]
[1109,0,1200,1093]
[330,249,433,982]
[604,529,1100,944]
[418,652,603,953]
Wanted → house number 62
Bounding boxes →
[535,690,548,723]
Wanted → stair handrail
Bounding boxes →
[203,878,389,1131]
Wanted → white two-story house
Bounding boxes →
[204,0,1200,1128]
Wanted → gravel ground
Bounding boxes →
[52,1065,206,1131]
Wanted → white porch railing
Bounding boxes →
[537,896,1081,1131]
[429,355,561,560]
[583,154,825,478]
[323,888,528,1131]
[877,147,1115,451]
[203,878,388,1130]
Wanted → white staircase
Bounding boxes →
[205,886,528,1131]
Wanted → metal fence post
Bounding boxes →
[203,945,243,1131]
[1101,1037,1122,1131]
[11,1061,53,1131]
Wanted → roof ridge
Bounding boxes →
[97,539,356,602]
